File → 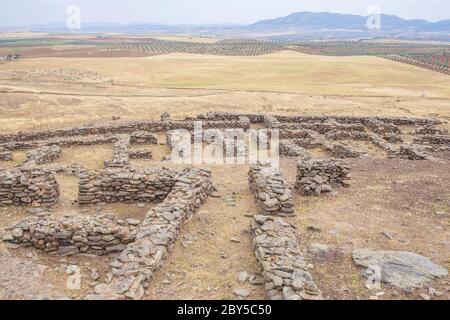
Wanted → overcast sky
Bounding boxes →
[1,0,449,27]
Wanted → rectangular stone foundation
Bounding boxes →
[295,158,351,196]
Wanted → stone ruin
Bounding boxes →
[251,215,322,300]
[295,158,351,196]
[0,111,449,300]
[3,214,136,256]
[78,168,175,205]
[100,168,213,299]
[248,162,294,216]
[25,145,62,165]
[0,167,59,206]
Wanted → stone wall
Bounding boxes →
[279,140,313,159]
[128,150,152,159]
[0,119,249,144]
[295,158,351,196]
[414,135,450,147]
[251,215,322,300]
[130,131,158,144]
[3,214,135,256]
[0,167,59,206]
[321,142,364,159]
[77,168,176,205]
[414,127,448,135]
[0,150,12,161]
[104,135,130,168]
[104,168,213,299]
[390,144,433,160]
[206,112,440,126]
[0,134,118,151]
[25,145,62,165]
[248,162,294,216]
[366,118,401,134]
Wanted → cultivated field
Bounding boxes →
[0,35,449,300]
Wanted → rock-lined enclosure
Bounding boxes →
[248,162,294,216]
[102,168,213,299]
[295,158,351,196]
[251,215,322,300]
[0,168,59,206]
[0,111,448,300]
[3,214,135,256]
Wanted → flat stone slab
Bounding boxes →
[352,249,448,290]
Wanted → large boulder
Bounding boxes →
[352,249,448,290]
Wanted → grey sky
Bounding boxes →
[1,0,449,27]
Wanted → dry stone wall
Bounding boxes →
[0,134,118,152]
[279,140,313,159]
[129,150,152,159]
[3,214,135,256]
[0,150,12,161]
[103,168,213,299]
[251,215,322,300]
[104,135,131,168]
[391,144,433,160]
[25,145,62,165]
[295,158,351,196]
[248,162,294,216]
[0,167,59,206]
[78,168,176,205]
[130,131,158,144]
[206,112,440,126]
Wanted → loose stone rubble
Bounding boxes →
[248,162,294,216]
[251,215,322,300]
[78,168,176,205]
[295,158,351,195]
[0,167,59,206]
[3,214,135,256]
[25,145,62,165]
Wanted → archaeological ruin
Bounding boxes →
[1,111,449,300]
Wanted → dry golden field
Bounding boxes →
[1,50,450,133]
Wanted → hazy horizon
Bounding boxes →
[1,0,449,28]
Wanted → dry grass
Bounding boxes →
[1,51,450,133]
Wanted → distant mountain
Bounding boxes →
[1,11,449,41]
[250,11,450,31]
